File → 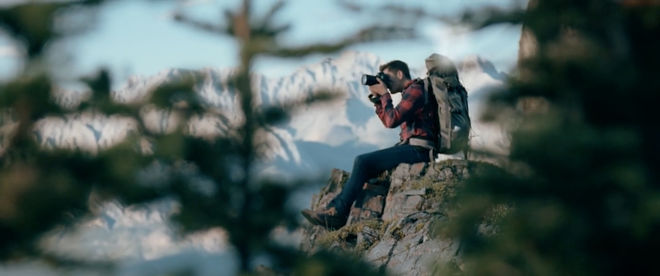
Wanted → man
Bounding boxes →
[301,60,439,229]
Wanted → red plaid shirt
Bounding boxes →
[372,79,438,144]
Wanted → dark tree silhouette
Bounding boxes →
[0,0,415,274]
[441,1,660,275]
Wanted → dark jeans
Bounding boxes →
[329,144,431,215]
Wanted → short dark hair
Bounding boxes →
[380,60,411,79]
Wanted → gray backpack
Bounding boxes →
[422,53,471,155]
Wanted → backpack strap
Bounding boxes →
[409,79,427,141]
[421,78,429,106]
[421,78,439,166]
[408,137,437,168]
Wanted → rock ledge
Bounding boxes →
[301,160,496,275]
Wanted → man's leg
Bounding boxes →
[328,144,431,216]
[303,144,430,228]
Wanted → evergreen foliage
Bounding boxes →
[445,1,660,275]
[0,0,410,274]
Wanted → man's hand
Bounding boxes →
[368,78,388,96]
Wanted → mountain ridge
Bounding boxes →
[43,50,507,176]
[15,51,510,272]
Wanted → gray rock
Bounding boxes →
[310,168,350,210]
[300,160,496,275]
[382,192,425,222]
[366,237,396,266]
[357,225,379,251]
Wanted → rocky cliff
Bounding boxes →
[300,160,498,275]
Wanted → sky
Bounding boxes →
[0,0,526,88]
[0,1,525,273]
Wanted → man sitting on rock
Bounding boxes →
[302,59,440,229]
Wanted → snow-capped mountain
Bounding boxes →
[43,51,507,176]
[16,51,508,274]
[456,55,510,156]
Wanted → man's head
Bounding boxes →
[379,60,411,93]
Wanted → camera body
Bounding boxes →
[361,72,390,88]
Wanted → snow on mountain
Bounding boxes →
[8,51,508,274]
[43,51,507,173]
[41,200,228,261]
[459,55,508,91]
[34,112,139,153]
[457,55,510,155]
[253,51,394,151]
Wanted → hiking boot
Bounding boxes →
[301,207,348,230]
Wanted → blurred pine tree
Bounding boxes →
[443,1,660,275]
[0,0,412,274]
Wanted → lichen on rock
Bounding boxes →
[300,159,500,275]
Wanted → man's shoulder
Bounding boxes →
[413,78,426,85]
[404,79,426,95]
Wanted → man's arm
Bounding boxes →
[373,87,424,128]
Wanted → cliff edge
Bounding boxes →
[301,160,498,275]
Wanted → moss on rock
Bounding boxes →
[315,219,384,253]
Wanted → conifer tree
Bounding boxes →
[444,1,660,275]
[0,0,412,274]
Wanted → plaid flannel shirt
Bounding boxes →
[371,79,438,144]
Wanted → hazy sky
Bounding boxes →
[0,0,526,87]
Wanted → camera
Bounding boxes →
[361,72,390,87]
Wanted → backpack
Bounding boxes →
[422,53,471,155]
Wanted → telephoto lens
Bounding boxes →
[361,74,378,86]
[361,72,390,87]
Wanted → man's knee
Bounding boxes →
[353,153,372,170]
